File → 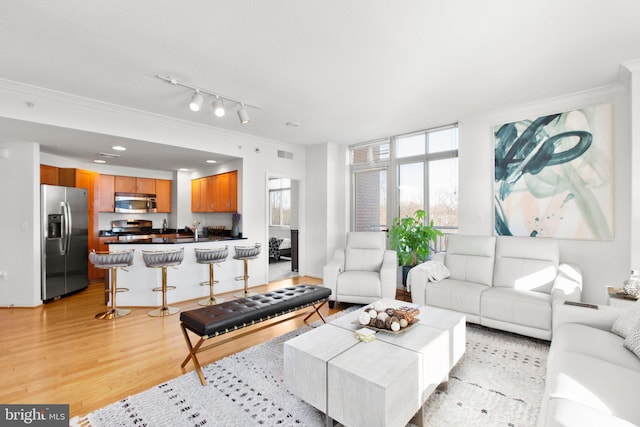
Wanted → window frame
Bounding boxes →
[349,123,459,232]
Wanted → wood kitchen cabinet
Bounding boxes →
[59,168,101,281]
[191,177,208,212]
[114,176,156,194]
[192,170,238,213]
[40,164,59,185]
[155,179,172,212]
[208,171,238,212]
[98,174,115,212]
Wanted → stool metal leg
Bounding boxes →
[199,263,225,306]
[234,258,256,298]
[149,266,180,317]
[96,267,131,320]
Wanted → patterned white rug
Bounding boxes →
[71,314,549,427]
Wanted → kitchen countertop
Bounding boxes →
[106,236,246,244]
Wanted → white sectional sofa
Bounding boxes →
[539,301,640,426]
[407,234,582,340]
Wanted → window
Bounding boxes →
[349,140,390,231]
[353,169,387,231]
[349,125,459,241]
[269,178,291,226]
[397,126,459,229]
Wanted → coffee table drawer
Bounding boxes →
[328,340,420,427]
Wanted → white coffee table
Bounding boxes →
[284,299,466,427]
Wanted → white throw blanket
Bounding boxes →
[410,260,451,282]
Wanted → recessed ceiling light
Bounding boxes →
[93,159,106,164]
[206,160,217,164]
[111,145,127,151]
[179,168,189,172]
[286,121,301,127]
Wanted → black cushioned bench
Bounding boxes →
[180,284,331,385]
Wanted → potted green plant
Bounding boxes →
[388,209,443,284]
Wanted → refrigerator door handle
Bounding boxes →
[63,201,72,255]
[57,201,66,255]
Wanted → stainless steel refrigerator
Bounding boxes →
[41,184,89,301]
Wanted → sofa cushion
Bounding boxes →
[493,236,558,293]
[552,323,640,372]
[480,287,551,331]
[542,398,637,427]
[337,271,381,297]
[612,299,640,338]
[546,351,640,425]
[444,235,496,286]
[425,278,488,318]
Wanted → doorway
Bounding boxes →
[267,176,299,282]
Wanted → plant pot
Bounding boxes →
[402,265,412,286]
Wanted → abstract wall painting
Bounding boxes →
[494,104,614,240]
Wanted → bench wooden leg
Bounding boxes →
[180,323,208,385]
[303,300,328,324]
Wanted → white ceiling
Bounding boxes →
[1,1,640,170]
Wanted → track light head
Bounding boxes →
[238,105,250,124]
[213,98,225,117]
[189,91,203,112]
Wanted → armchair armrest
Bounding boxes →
[551,262,582,304]
[379,250,398,300]
[322,249,345,301]
[552,300,627,334]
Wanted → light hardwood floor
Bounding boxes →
[0,276,343,419]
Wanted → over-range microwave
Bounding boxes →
[114,193,157,213]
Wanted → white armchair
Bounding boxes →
[323,232,398,308]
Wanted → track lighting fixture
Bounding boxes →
[238,104,250,124]
[189,91,203,111]
[212,98,225,117]
[156,75,259,125]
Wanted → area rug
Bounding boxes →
[71,313,549,427]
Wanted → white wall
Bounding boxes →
[0,142,41,306]
[458,84,631,304]
[304,142,349,278]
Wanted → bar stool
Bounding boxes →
[89,249,135,320]
[233,243,261,298]
[142,247,184,317]
[194,246,228,306]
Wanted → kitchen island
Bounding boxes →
[105,236,251,307]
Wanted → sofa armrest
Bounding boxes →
[407,252,446,303]
[322,249,345,301]
[552,300,628,334]
[551,262,583,304]
[407,265,428,305]
[380,250,399,300]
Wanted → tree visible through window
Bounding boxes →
[269,178,291,226]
